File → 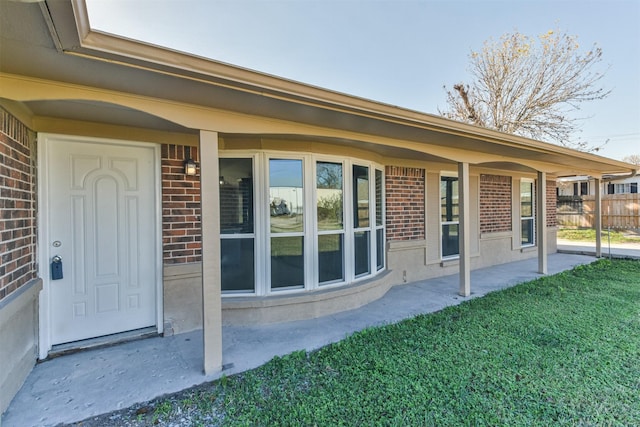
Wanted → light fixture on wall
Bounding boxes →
[184,146,197,176]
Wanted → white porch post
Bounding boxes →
[200,130,223,374]
[536,171,547,274]
[594,178,602,257]
[458,162,471,297]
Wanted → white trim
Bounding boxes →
[153,143,164,335]
[439,171,460,260]
[314,157,347,289]
[375,167,386,271]
[218,153,258,296]
[37,133,163,359]
[520,178,535,248]
[266,154,308,294]
[37,134,51,359]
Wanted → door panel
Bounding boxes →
[47,137,157,345]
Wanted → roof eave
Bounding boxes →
[43,0,637,177]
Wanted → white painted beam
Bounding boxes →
[458,162,471,297]
[200,130,223,374]
[594,178,602,257]
[537,172,547,274]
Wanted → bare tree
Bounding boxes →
[622,154,640,166]
[441,30,610,152]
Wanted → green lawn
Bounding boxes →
[85,260,640,426]
[557,228,640,244]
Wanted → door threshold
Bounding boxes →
[44,327,159,360]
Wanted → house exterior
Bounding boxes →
[1,0,637,414]
[558,175,639,196]
[557,175,639,229]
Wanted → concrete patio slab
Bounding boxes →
[557,239,640,259]
[1,253,602,427]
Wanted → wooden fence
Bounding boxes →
[557,194,640,229]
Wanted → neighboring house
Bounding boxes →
[556,175,640,229]
[557,175,639,196]
[605,176,639,195]
[1,0,637,414]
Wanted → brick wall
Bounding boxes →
[162,144,202,264]
[0,109,37,301]
[546,180,557,227]
[480,174,512,233]
[385,166,425,240]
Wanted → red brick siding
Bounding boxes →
[162,144,202,264]
[385,166,425,240]
[0,109,37,301]
[546,180,557,227]
[480,174,512,233]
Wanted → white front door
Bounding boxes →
[42,134,159,346]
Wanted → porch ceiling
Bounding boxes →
[1,0,636,178]
[23,100,196,134]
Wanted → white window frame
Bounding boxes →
[520,178,535,247]
[374,168,385,272]
[265,154,311,295]
[440,171,459,260]
[219,153,260,295]
[314,157,347,288]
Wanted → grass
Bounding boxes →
[557,228,640,244]
[81,259,640,426]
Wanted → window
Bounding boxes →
[613,182,637,194]
[375,169,384,271]
[353,165,370,276]
[580,181,588,195]
[573,181,588,196]
[317,161,344,284]
[269,159,305,290]
[219,158,255,293]
[520,180,534,246]
[440,175,459,257]
[219,153,384,295]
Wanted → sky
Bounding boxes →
[85,0,640,161]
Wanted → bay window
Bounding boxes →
[219,153,384,296]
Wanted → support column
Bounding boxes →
[536,172,547,274]
[200,130,222,374]
[458,162,471,297]
[594,178,602,257]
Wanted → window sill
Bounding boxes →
[520,245,537,253]
[440,256,459,267]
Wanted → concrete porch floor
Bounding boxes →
[2,253,603,427]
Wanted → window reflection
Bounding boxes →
[220,158,253,234]
[353,165,369,228]
[219,158,255,292]
[354,230,370,276]
[521,181,534,245]
[441,176,459,258]
[318,234,344,283]
[317,162,343,231]
[270,159,304,233]
[271,236,304,289]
